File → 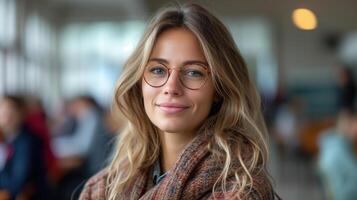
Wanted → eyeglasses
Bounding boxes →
[143,62,210,90]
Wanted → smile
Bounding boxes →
[156,103,190,114]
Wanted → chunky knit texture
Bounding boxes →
[79,124,276,200]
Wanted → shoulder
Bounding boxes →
[79,169,109,200]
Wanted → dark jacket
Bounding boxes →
[0,126,48,200]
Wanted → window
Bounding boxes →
[60,21,145,105]
[0,0,16,47]
[0,51,4,94]
[227,18,278,100]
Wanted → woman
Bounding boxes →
[80,3,278,200]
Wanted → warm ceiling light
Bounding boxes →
[292,8,317,30]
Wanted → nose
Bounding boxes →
[163,70,183,96]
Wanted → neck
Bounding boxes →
[159,131,196,173]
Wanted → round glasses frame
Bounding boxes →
[143,64,211,90]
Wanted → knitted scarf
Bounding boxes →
[116,124,274,200]
[79,118,276,200]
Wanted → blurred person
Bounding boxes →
[318,109,357,200]
[51,97,116,177]
[52,95,102,168]
[274,97,304,155]
[24,96,59,180]
[51,99,78,138]
[0,95,48,200]
[51,95,105,200]
[80,3,279,200]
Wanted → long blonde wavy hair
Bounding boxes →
[107,3,270,199]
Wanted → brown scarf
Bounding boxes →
[118,125,274,199]
[79,119,276,200]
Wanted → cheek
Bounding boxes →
[141,82,157,113]
[194,95,212,109]
[192,88,215,115]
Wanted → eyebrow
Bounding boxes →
[148,57,208,67]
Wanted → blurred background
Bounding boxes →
[1,0,357,199]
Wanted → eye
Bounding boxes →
[185,70,204,77]
[148,66,167,76]
[182,65,206,78]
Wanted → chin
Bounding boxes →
[155,120,192,134]
[157,125,185,134]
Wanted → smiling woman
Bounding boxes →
[80,3,279,200]
[142,27,215,141]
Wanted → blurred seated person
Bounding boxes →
[51,99,77,138]
[0,95,48,200]
[24,96,59,181]
[52,96,103,172]
[274,97,304,155]
[51,95,106,200]
[318,108,357,200]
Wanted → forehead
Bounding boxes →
[150,27,206,63]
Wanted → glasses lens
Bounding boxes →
[144,65,168,87]
[180,65,208,89]
[143,63,209,90]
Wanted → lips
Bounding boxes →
[156,102,190,114]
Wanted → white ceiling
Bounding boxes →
[42,0,357,32]
[44,0,149,21]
